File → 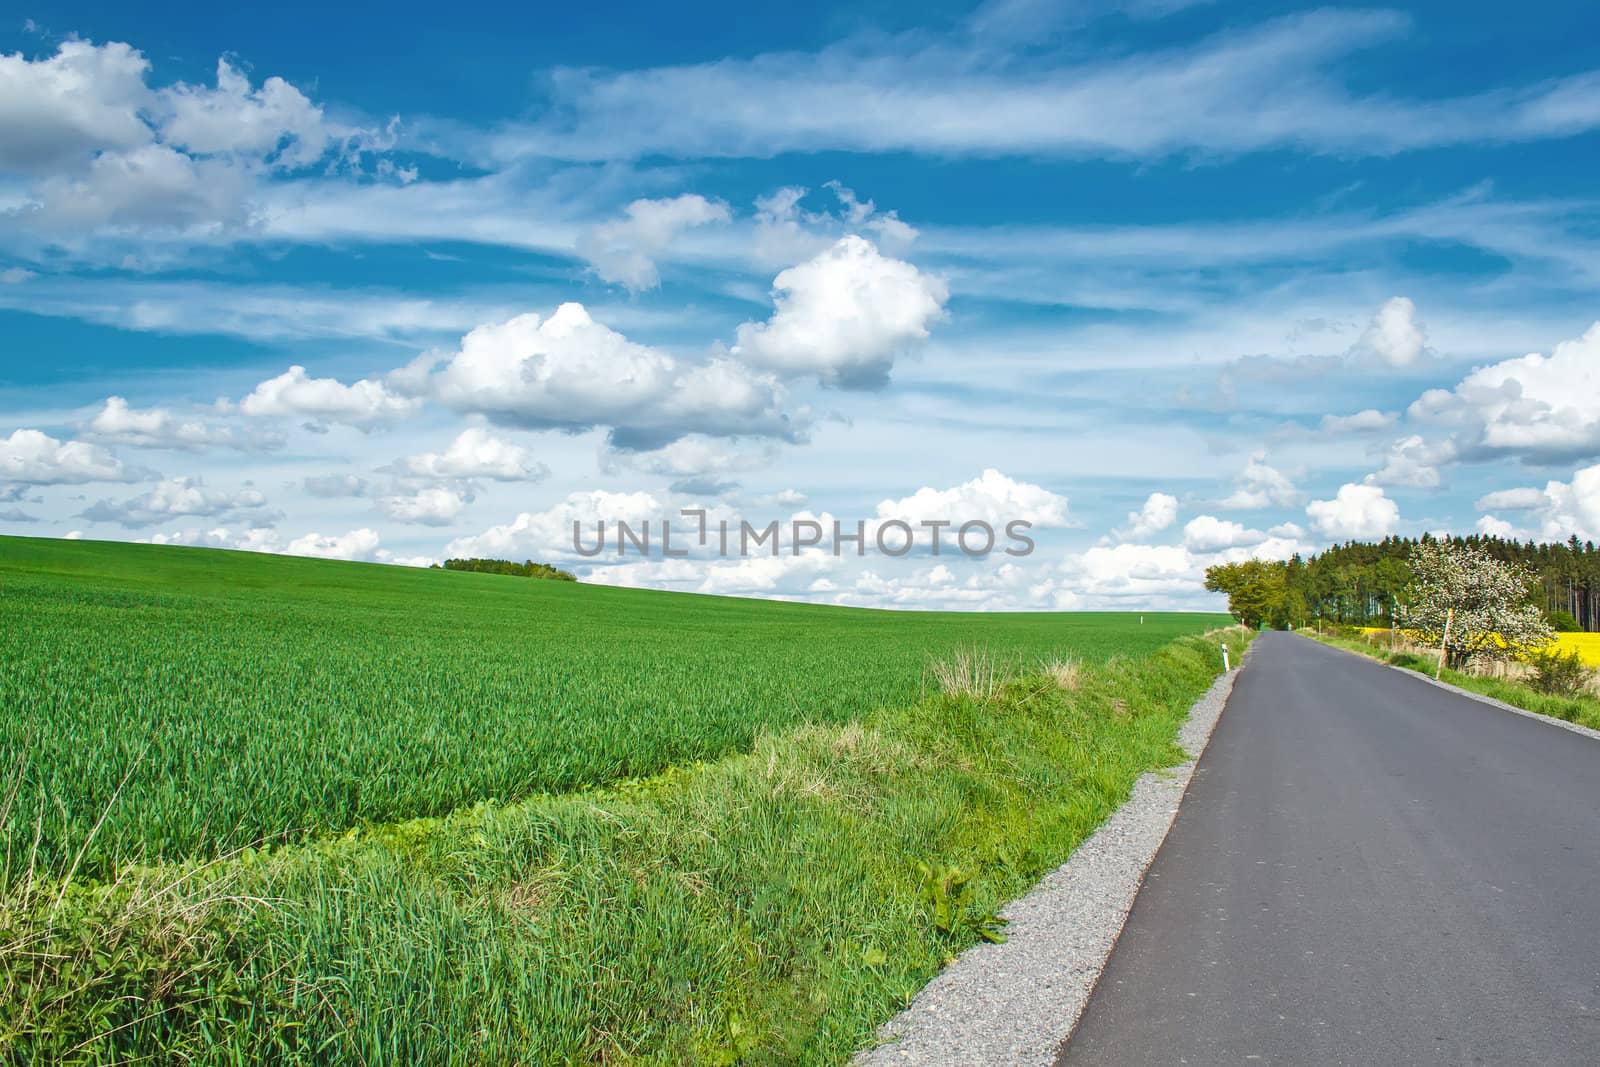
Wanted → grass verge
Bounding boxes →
[1310,631,1600,731]
[2,629,1248,1065]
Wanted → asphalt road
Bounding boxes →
[1057,632,1600,1066]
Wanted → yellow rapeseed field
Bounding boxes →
[1555,632,1600,666]
[1359,627,1600,666]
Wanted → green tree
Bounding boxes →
[436,558,577,581]
[1278,587,1310,631]
[1204,560,1286,630]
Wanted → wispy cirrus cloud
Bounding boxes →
[0,273,715,346]
[480,11,1600,163]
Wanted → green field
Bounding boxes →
[0,536,1239,1064]
[0,535,1222,879]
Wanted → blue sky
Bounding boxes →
[2,0,1598,609]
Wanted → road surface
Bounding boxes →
[1057,632,1600,1066]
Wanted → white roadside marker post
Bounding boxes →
[1222,643,1231,672]
[1436,608,1453,681]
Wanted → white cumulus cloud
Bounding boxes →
[1,428,143,485]
[1475,463,1600,544]
[1182,514,1265,552]
[1066,543,1200,602]
[1533,464,1600,542]
[1356,296,1427,367]
[0,39,152,174]
[447,488,665,561]
[731,235,948,388]
[434,302,800,450]
[602,435,780,487]
[283,527,384,561]
[1306,482,1400,541]
[876,468,1071,529]
[1,40,385,234]
[380,485,469,526]
[1475,515,1527,540]
[398,427,547,481]
[28,141,251,231]
[1218,452,1298,509]
[1408,321,1600,464]
[1115,491,1178,541]
[239,365,421,428]
[158,58,334,168]
[1365,434,1457,489]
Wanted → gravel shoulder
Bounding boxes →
[854,657,1245,1067]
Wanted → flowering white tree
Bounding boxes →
[1400,540,1553,668]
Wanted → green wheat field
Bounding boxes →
[0,535,1238,1064]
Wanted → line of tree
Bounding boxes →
[433,558,577,581]
[1205,533,1600,633]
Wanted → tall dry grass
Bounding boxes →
[925,647,1015,701]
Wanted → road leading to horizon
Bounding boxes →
[1058,632,1600,1066]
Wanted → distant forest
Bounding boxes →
[1277,535,1600,632]
[434,558,577,581]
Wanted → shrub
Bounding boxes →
[1528,648,1592,697]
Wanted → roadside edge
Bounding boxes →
[855,649,1248,1067]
